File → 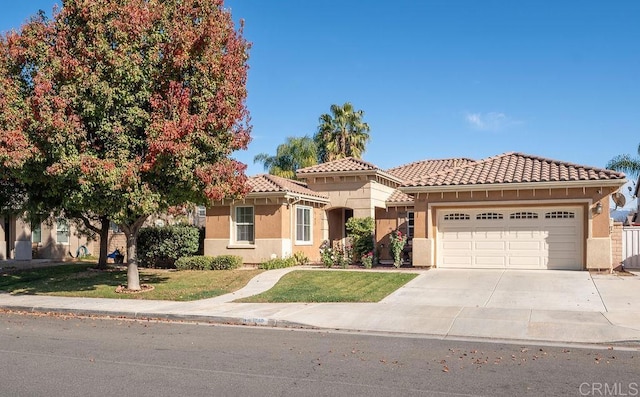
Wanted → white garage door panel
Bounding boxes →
[475,241,506,250]
[438,207,583,270]
[475,256,506,266]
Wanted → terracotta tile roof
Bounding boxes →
[403,152,626,187]
[386,189,415,204]
[248,174,329,200]
[387,158,476,182]
[296,157,380,174]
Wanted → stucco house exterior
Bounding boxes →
[0,215,94,261]
[205,152,626,270]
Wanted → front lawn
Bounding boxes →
[0,263,262,301]
[236,270,418,303]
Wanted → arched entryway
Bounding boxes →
[326,207,353,246]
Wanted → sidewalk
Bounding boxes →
[1,267,640,347]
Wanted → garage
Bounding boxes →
[437,207,583,270]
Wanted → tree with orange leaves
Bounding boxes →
[0,1,251,289]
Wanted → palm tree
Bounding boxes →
[253,136,318,179]
[314,102,371,163]
[607,143,640,179]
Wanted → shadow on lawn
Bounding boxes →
[0,264,170,295]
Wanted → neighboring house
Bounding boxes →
[0,215,94,261]
[204,152,626,270]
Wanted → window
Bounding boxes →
[545,211,575,219]
[510,212,538,219]
[32,222,42,244]
[56,219,69,244]
[476,212,503,220]
[296,206,312,244]
[235,206,254,243]
[407,211,415,239]
[197,206,206,217]
[444,213,470,221]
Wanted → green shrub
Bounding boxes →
[346,217,374,262]
[137,224,200,268]
[259,257,296,270]
[210,255,243,270]
[174,255,242,270]
[175,256,214,270]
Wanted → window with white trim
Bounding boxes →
[444,213,470,221]
[235,206,254,243]
[56,218,69,244]
[32,222,42,244]
[407,211,415,239]
[295,206,312,244]
[476,212,503,220]
[545,211,575,219]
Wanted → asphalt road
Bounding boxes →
[0,311,638,397]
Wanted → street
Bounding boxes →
[0,311,638,396]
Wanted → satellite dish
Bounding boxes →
[612,192,626,209]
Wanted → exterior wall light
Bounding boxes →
[594,202,603,215]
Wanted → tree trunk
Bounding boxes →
[120,216,147,290]
[96,216,110,270]
[126,232,140,290]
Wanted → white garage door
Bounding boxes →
[437,207,583,270]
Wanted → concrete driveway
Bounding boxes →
[381,269,640,313]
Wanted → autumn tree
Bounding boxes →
[314,102,371,163]
[0,0,251,289]
[253,136,317,179]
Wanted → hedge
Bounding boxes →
[136,224,200,268]
[175,255,243,270]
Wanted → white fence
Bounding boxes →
[622,227,640,269]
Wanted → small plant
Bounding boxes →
[291,251,309,266]
[319,240,336,268]
[175,256,214,270]
[361,251,373,269]
[210,255,243,270]
[337,243,351,269]
[389,229,407,268]
[259,257,296,270]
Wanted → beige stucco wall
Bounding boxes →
[375,207,414,261]
[0,216,8,260]
[303,176,397,219]
[204,199,326,263]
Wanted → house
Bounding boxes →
[0,215,94,261]
[206,151,626,270]
[204,174,330,263]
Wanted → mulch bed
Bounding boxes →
[115,284,155,294]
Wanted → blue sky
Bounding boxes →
[2,1,639,192]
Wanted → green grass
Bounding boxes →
[236,270,418,303]
[0,263,262,301]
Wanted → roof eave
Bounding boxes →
[400,179,627,193]
[297,169,404,185]
[246,190,329,204]
[386,200,415,207]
